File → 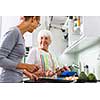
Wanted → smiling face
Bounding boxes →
[39,35,51,52]
[27,16,40,33]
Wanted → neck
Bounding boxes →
[39,48,48,52]
[17,22,28,36]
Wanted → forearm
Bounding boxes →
[16,63,27,70]
[0,57,31,71]
[0,57,28,71]
[0,57,18,70]
[17,63,39,73]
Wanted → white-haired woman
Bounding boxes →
[26,29,59,78]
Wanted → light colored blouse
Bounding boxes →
[26,47,59,72]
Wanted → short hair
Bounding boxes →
[24,16,40,21]
[37,29,52,44]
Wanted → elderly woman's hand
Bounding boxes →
[34,69,45,77]
[45,70,54,77]
[17,63,39,73]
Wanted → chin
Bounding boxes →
[29,30,34,33]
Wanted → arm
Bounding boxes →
[16,63,39,72]
[0,30,39,72]
[0,30,19,70]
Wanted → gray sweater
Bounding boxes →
[0,27,25,83]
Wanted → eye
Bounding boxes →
[45,37,48,40]
[41,37,43,39]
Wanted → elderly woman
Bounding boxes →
[25,29,60,79]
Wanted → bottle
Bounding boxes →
[77,16,80,26]
[84,65,89,75]
[68,16,74,33]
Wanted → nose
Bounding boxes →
[37,20,41,27]
[38,23,41,27]
[36,23,41,29]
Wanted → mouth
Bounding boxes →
[40,42,48,51]
[41,42,48,47]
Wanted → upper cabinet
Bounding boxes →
[84,16,100,36]
[63,16,100,54]
[63,16,83,47]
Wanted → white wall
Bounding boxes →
[58,53,77,66]
[77,41,100,80]
[1,16,20,38]
[0,16,2,41]
[49,28,67,56]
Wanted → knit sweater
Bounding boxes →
[0,27,25,83]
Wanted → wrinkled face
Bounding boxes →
[39,36,51,52]
[27,17,40,33]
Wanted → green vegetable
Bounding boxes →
[88,73,97,82]
[78,72,88,82]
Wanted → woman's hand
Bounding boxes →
[25,64,39,73]
[17,63,39,73]
[23,69,38,80]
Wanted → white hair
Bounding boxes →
[37,29,52,43]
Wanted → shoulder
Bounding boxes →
[49,49,55,56]
[3,27,19,40]
[29,47,38,54]
[0,27,20,46]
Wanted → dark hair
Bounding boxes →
[24,16,40,21]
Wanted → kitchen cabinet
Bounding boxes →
[84,16,100,36]
[66,16,83,47]
[63,35,100,54]
[63,16,100,54]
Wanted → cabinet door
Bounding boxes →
[84,16,100,36]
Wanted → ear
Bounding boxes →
[20,16,25,21]
[48,40,51,45]
[49,37,52,45]
[32,16,36,20]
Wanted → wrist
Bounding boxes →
[17,63,27,70]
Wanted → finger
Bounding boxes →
[34,65,39,71]
[34,64,39,69]
[32,74,38,80]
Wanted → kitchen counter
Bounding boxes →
[23,77,76,83]
[23,78,100,83]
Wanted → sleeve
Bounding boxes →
[26,48,36,64]
[0,30,19,70]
